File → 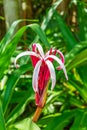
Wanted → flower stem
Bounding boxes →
[32,81,50,122]
[32,107,42,122]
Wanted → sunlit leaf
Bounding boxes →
[7,118,41,130]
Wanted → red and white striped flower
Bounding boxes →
[14,43,68,107]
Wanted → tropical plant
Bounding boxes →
[0,0,87,130]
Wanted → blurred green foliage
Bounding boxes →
[0,0,87,130]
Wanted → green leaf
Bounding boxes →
[69,79,87,102]
[41,0,63,30]
[0,20,21,54]
[2,64,32,114]
[0,22,50,79]
[34,0,63,45]
[65,41,87,87]
[78,66,87,86]
[77,2,87,41]
[69,94,84,108]
[65,41,87,65]
[0,100,6,130]
[6,90,34,125]
[54,11,77,51]
[77,1,87,86]
[70,109,87,130]
[29,24,50,48]
[38,110,77,130]
[7,118,41,130]
[0,19,38,54]
[67,49,87,71]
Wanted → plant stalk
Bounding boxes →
[32,81,49,122]
[32,107,42,122]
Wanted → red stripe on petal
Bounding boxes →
[35,92,40,106]
[30,55,40,67]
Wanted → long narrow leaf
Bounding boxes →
[71,109,87,130]
[0,20,22,54]
[41,0,63,30]
[0,19,38,54]
[65,41,87,65]
[67,49,87,71]
[29,23,50,48]
[33,0,63,44]
[2,64,32,114]
[38,109,77,130]
[54,11,77,51]
[0,23,50,79]
[0,101,6,130]
[6,90,34,125]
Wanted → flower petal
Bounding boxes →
[45,49,52,57]
[56,50,65,70]
[14,51,41,67]
[45,55,68,80]
[32,44,36,52]
[57,50,65,63]
[32,60,42,92]
[35,43,44,58]
[46,60,56,90]
[45,49,64,63]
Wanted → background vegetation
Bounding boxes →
[0,0,87,130]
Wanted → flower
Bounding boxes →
[14,43,68,107]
